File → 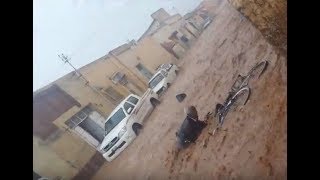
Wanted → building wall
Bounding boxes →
[151,18,185,44]
[151,8,170,22]
[185,22,201,37]
[33,84,81,140]
[172,44,187,58]
[33,7,207,180]
[152,25,177,44]
[149,13,204,57]
[52,55,154,132]
[45,36,177,146]
[190,14,206,30]
[52,56,144,121]
[53,77,113,129]
[34,35,178,178]
[33,80,109,180]
[74,55,143,97]
[34,136,76,179]
[34,57,150,180]
[135,37,178,71]
[138,9,207,61]
[116,37,177,83]
[179,26,196,41]
[163,14,182,25]
[33,133,95,180]
[150,19,195,57]
[33,84,100,179]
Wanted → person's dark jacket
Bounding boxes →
[176,115,207,148]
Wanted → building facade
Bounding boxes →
[33,36,177,179]
[33,7,211,180]
[138,8,211,59]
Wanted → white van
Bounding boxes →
[99,89,159,162]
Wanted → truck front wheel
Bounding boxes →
[150,98,160,107]
[132,123,143,136]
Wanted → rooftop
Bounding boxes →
[109,40,136,56]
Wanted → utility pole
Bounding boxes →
[58,53,113,103]
[58,54,90,84]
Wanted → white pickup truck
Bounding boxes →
[98,89,160,162]
[148,63,179,96]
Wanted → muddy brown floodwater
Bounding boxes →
[92,0,287,179]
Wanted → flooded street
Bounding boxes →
[92,0,287,179]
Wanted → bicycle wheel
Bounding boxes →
[247,61,269,83]
[215,87,250,127]
[231,86,251,107]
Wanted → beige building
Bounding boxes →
[138,8,211,59]
[34,36,177,179]
[33,7,210,180]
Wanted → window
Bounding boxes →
[161,70,168,77]
[64,106,93,129]
[65,111,87,129]
[159,63,172,71]
[105,108,126,134]
[81,105,93,115]
[180,35,189,43]
[136,63,153,80]
[127,96,139,105]
[169,31,179,40]
[124,102,135,114]
[111,72,128,85]
[75,111,87,121]
[104,87,124,104]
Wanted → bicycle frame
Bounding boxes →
[216,86,250,126]
[214,60,268,128]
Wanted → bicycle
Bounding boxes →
[212,60,269,133]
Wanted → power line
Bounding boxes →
[58,53,114,104]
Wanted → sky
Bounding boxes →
[33,0,202,91]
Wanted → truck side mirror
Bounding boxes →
[127,107,132,114]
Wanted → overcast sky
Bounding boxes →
[33,0,202,91]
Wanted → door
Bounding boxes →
[78,116,105,143]
[65,105,106,147]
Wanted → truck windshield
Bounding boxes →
[162,64,172,70]
[127,96,139,105]
[148,73,164,89]
[105,108,126,134]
